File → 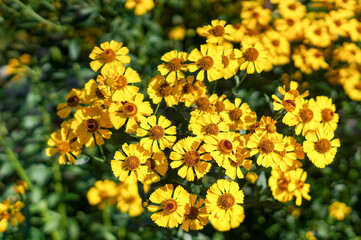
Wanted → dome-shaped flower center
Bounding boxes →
[168,58,182,72]
[196,97,211,111]
[288,89,300,98]
[249,122,260,133]
[210,25,225,37]
[229,108,242,121]
[99,191,109,199]
[222,56,230,68]
[150,125,165,140]
[299,108,314,123]
[278,178,289,190]
[57,141,70,154]
[125,196,136,204]
[314,138,331,154]
[215,101,225,112]
[102,49,116,63]
[125,156,140,170]
[219,139,233,154]
[197,56,214,70]
[272,40,280,46]
[234,23,241,29]
[184,151,200,167]
[217,193,235,209]
[182,83,195,94]
[123,102,138,117]
[284,99,296,112]
[288,3,297,10]
[243,47,259,62]
[230,153,245,167]
[204,123,220,135]
[142,157,156,172]
[85,119,99,133]
[67,95,79,107]
[96,87,105,99]
[321,108,334,122]
[187,206,199,220]
[259,139,274,154]
[355,82,361,90]
[159,83,172,97]
[315,28,322,36]
[115,75,128,89]
[162,199,178,214]
[266,123,277,133]
[287,19,295,26]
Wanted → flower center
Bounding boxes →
[215,101,225,112]
[288,3,297,10]
[288,90,300,98]
[123,102,138,117]
[182,83,195,94]
[314,138,331,154]
[150,125,165,140]
[196,97,211,111]
[299,108,314,123]
[278,178,289,190]
[229,108,242,121]
[259,139,274,154]
[287,19,295,26]
[57,141,70,154]
[187,206,199,220]
[162,199,178,214]
[266,123,277,133]
[204,123,220,135]
[243,47,259,62]
[217,193,235,209]
[272,40,280,46]
[85,119,99,133]
[168,58,182,72]
[219,139,233,154]
[142,157,156,172]
[222,56,230,68]
[115,75,128,89]
[159,83,172,97]
[210,25,225,37]
[102,49,116,63]
[125,156,140,170]
[249,122,260,133]
[314,28,322,36]
[184,151,200,167]
[284,99,296,112]
[196,56,214,70]
[321,108,334,122]
[67,95,79,107]
[230,153,245,167]
[96,87,105,99]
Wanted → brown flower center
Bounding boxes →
[287,19,295,26]
[196,97,211,111]
[314,138,331,154]
[204,123,220,135]
[219,139,233,154]
[102,49,116,63]
[85,119,99,133]
[168,58,182,72]
[187,206,199,220]
[182,83,195,94]
[162,199,178,214]
[196,56,214,70]
[315,28,322,36]
[217,193,235,209]
[266,123,277,133]
[222,56,230,68]
[272,40,280,46]
[115,75,128,89]
[123,102,137,117]
[67,95,79,107]
[243,47,259,62]
[159,83,172,97]
[288,90,300,98]
[230,153,245,167]
[229,108,242,121]
[249,122,260,133]
[259,139,274,154]
[96,87,105,99]
[142,157,156,172]
[299,108,314,123]
[57,141,70,154]
[322,108,334,122]
[234,23,241,29]
[288,3,297,10]
[210,25,225,37]
[150,125,165,140]
[278,178,289,190]
[184,151,200,167]
[215,101,225,112]
[284,99,296,112]
[125,156,140,170]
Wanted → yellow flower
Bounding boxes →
[0,199,25,233]
[326,10,349,40]
[175,76,207,107]
[246,172,258,183]
[304,20,331,48]
[274,17,304,42]
[142,150,168,184]
[12,181,28,195]
[170,137,212,181]
[137,115,177,152]
[71,106,112,147]
[111,143,149,183]
[117,182,144,217]
[328,201,351,220]
[46,127,81,164]
[234,41,268,74]
[87,179,119,209]
[268,169,294,203]
[169,26,186,41]
[261,30,290,66]
[205,179,245,231]
[288,168,311,206]
[4,53,31,82]
[157,50,188,84]
[303,126,340,168]
[108,93,153,132]
[218,46,239,79]
[188,44,223,82]
[188,112,229,140]
[209,94,234,115]
[147,75,179,107]
[224,146,253,179]
[89,40,131,73]
[181,194,208,232]
[316,96,339,131]
[197,19,235,44]
[83,79,112,107]
[148,184,190,228]
[125,0,154,16]
[344,76,361,101]
[56,88,85,119]
[347,19,361,42]
[255,116,282,139]
[241,5,271,30]
[278,0,306,20]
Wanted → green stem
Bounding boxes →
[239,72,248,86]
[83,150,105,163]
[98,144,106,161]
[102,202,111,227]
[241,182,249,191]
[39,201,61,240]
[52,162,67,229]
[154,102,161,115]
[212,80,218,94]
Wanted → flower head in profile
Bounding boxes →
[181,194,208,232]
[234,41,268,74]
[87,180,119,210]
[89,40,131,73]
[0,198,25,233]
[157,50,188,84]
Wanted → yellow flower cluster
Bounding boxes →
[4,53,31,82]
[328,201,352,220]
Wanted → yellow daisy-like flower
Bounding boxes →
[169,26,186,41]
[191,94,215,113]
[136,115,177,152]
[148,184,190,228]
[278,0,306,20]
[209,94,234,115]
[87,179,119,210]
[89,40,131,73]
[108,93,153,132]
[83,79,112,107]
[218,46,239,79]
[276,81,309,100]
[111,143,149,183]
[125,0,154,16]
[188,44,223,82]
[224,146,253,180]
[261,30,290,66]
[176,76,207,107]
[288,168,311,206]
[234,41,268,74]
[205,179,245,231]
[189,112,229,140]
[303,126,340,168]
[197,19,235,44]
[0,199,25,233]
[142,150,168,184]
[56,88,85,119]
[241,5,271,30]
[328,201,352,220]
[316,96,339,131]
[246,172,258,183]
[46,127,81,164]
[117,182,144,217]
[157,50,188,84]
[181,194,208,232]
[71,106,112,147]
[304,20,331,48]
[255,116,282,139]
[269,169,295,203]
[275,136,302,172]
[170,137,212,181]
[147,75,179,107]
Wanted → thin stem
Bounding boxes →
[98,144,106,161]
[83,150,105,163]
[241,182,249,191]
[154,102,161,115]
[239,72,248,86]
[212,80,218,94]
[102,202,111,227]
[52,162,68,229]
